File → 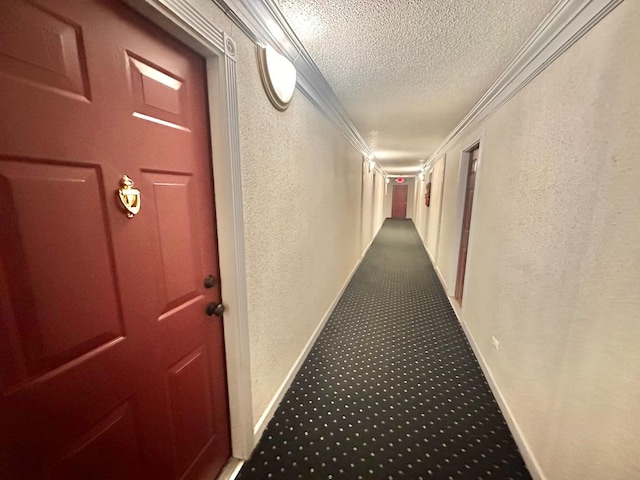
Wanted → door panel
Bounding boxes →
[145,171,201,314]
[0,1,230,478]
[48,400,142,480]
[127,52,190,129]
[0,158,122,389]
[167,346,215,474]
[0,1,90,99]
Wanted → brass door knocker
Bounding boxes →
[118,175,141,218]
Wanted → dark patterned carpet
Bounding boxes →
[238,219,531,480]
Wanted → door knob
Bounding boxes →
[204,275,218,288]
[205,302,225,317]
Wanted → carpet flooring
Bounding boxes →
[237,219,531,480]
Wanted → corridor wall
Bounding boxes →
[414,157,446,263]
[187,0,369,442]
[423,2,640,478]
[373,171,386,236]
[235,33,366,431]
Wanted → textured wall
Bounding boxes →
[231,26,365,425]
[383,182,392,217]
[360,164,374,250]
[405,179,416,220]
[435,2,640,478]
[426,159,445,261]
[372,171,386,236]
[413,177,427,241]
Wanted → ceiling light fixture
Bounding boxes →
[257,45,297,111]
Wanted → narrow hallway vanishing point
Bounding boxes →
[238,219,531,480]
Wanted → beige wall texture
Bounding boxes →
[187,0,386,435]
[232,25,372,426]
[426,158,445,262]
[373,171,386,236]
[419,2,640,479]
[413,176,427,240]
[414,157,446,261]
[383,181,393,217]
[405,178,416,220]
[361,163,374,250]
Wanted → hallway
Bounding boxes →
[238,219,530,479]
[1,1,637,478]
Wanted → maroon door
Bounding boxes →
[391,184,408,218]
[0,1,230,478]
[455,146,479,303]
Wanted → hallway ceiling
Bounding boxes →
[275,0,559,174]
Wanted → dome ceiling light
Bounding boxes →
[257,45,297,111]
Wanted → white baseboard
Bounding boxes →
[415,228,450,295]
[436,287,546,480]
[412,221,543,477]
[216,457,244,480]
[425,244,435,264]
[252,243,372,444]
[415,223,426,244]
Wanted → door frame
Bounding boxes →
[125,0,254,463]
[391,183,409,218]
[449,132,485,303]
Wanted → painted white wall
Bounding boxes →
[405,178,416,220]
[359,163,387,248]
[372,171,386,236]
[415,165,446,251]
[231,24,365,428]
[433,2,640,478]
[426,159,446,262]
[413,176,426,240]
[383,181,392,217]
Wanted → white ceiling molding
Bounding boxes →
[423,0,623,171]
[212,0,379,165]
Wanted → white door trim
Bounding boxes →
[124,0,254,461]
[450,132,486,302]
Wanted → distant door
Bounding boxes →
[455,146,479,303]
[0,1,230,478]
[391,184,408,218]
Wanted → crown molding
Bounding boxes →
[423,0,623,170]
[213,0,376,162]
[213,0,620,177]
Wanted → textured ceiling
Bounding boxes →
[275,0,559,173]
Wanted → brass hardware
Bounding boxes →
[118,175,141,218]
[205,302,225,317]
